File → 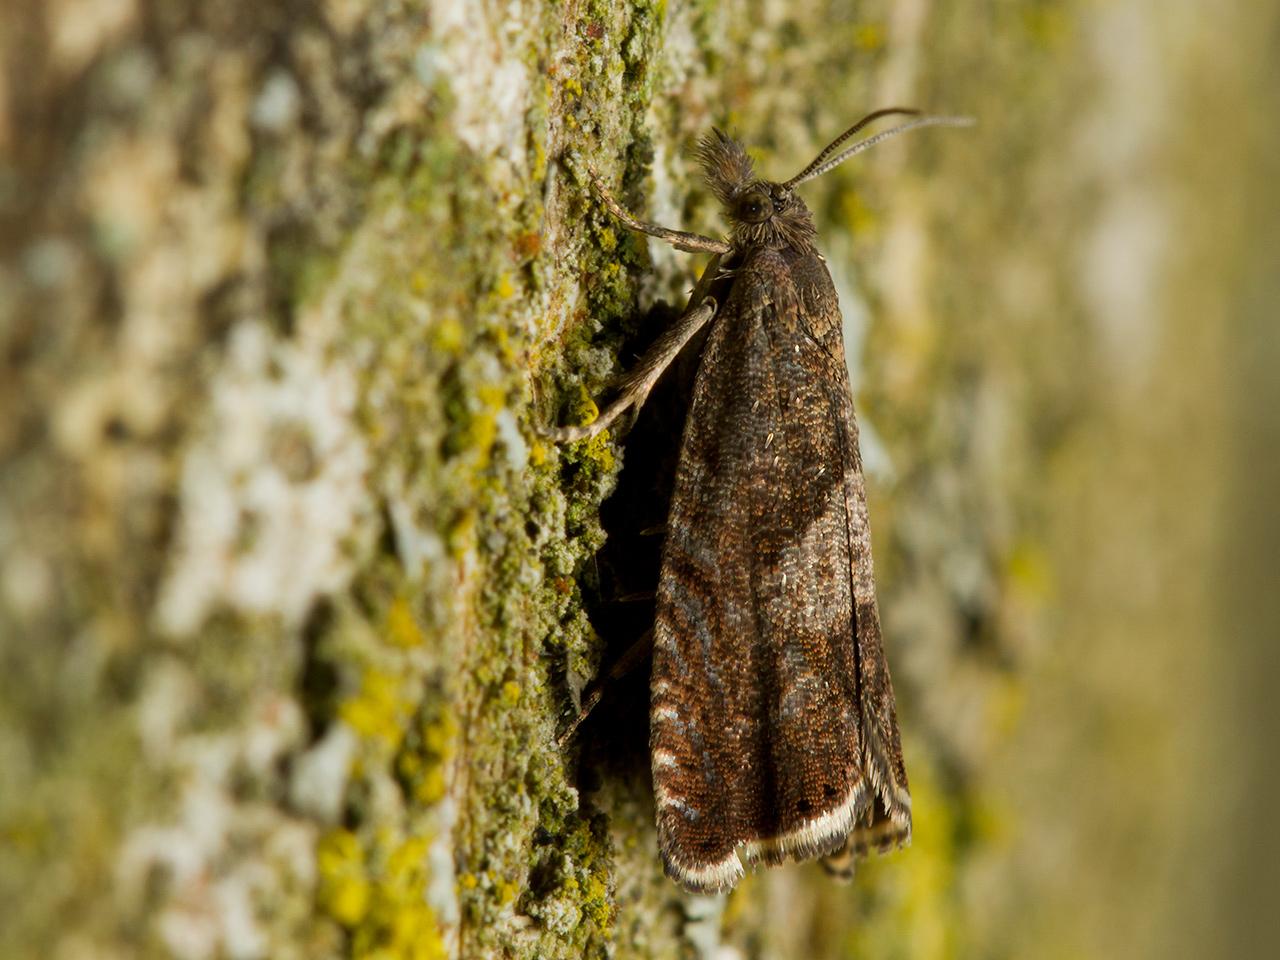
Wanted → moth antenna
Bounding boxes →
[785,107,921,187]
[783,113,975,187]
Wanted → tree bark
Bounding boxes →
[2,1,1274,958]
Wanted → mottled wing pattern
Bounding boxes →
[651,247,910,894]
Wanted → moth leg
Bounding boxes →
[547,295,717,442]
[558,629,654,745]
[587,167,731,255]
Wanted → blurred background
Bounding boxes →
[1,1,1277,958]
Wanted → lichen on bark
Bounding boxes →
[3,0,1270,958]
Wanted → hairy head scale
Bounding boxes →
[696,128,757,205]
[698,109,973,252]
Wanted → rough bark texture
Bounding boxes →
[2,1,1277,959]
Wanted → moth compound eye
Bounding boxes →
[738,194,773,223]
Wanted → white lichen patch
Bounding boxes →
[681,892,730,960]
[386,497,447,583]
[134,657,200,762]
[431,0,533,171]
[117,715,316,960]
[155,321,372,636]
[250,69,302,133]
[427,796,462,928]
[288,723,358,823]
[494,407,529,471]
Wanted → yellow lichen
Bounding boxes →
[318,829,372,927]
[531,139,548,183]
[415,768,447,805]
[446,509,476,556]
[384,597,425,648]
[402,708,457,805]
[500,680,521,706]
[566,385,599,428]
[853,23,885,52]
[581,430,616,473]
[463,411,498,465]
[432,316,465,354]
[1006,539,1054,601]
[581,871,613,926]
[341,669,411,750]
[345,834,447,960]
[422,711,456,756]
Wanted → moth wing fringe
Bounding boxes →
[861,726,913,835]
[660,847,746,896]
[660,779,875,895]
[737,779,870,868]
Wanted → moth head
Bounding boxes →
[697,129,816,250]
[697,110,975,251]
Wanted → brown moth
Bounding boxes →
[552,108,972,894]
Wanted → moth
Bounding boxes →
[552,108,972,893]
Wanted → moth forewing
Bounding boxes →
[649,242,908,894]
[553,110,971,894]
